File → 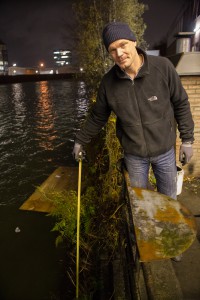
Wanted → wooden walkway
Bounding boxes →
[19,166,78,213]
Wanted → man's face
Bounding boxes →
[108,39,137,71]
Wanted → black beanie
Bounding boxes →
[102,22,137,51]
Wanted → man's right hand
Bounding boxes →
[179,143,193,166]
[72,143,83,161]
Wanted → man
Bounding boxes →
[73,21,194,200]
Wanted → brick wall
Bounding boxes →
[176,76,200,177]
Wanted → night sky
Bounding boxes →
[0,0,187,68]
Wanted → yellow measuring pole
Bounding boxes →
[76,156,82,299]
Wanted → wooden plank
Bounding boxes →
[124,171,197,262]
[19,166,78,213]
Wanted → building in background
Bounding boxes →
[146,50,160,56]
[155,0,200,56]
[160,0,200,177]
[8,66,38,75]
[53,49,81,74]
[7,66,55,75]
[53,49,72,67]
[193,14,200,51]
[0,40,8,75]
[0,45,81,76]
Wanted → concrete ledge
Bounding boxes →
[123,169,186,299]
[142,260,183,299]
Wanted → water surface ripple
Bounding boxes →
[0,79,89,205]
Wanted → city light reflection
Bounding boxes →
[75,81,89,118]
[35,81,57,151]
[11,83,26,126]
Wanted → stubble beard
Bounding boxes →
[117,57,131,72]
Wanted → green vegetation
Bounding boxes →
[160,226,193,257]
[47,0,148,297]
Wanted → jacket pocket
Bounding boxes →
[143,112,176,156]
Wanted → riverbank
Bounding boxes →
[0,73,83,84]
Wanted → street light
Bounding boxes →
[39,62,44,74]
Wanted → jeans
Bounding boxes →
[124,147,177,200]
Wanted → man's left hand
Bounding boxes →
[179,143,193,166]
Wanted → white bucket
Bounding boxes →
[177,166,184,195]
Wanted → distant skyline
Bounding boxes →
[0,0,187,68]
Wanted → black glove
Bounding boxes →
[72,143,84,161]
[179,143,193,166]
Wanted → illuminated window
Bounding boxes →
[53,49,72,66]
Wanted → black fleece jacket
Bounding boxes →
[75,48,194,157]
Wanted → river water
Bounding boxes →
[0,79,89,300]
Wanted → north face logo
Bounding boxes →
[148,96,158,101]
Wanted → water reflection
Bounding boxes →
[76,81,90,118]
[0,79,90,299]
[11,83,27,134]
[35,81,57,152]
[0,79,89,205]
